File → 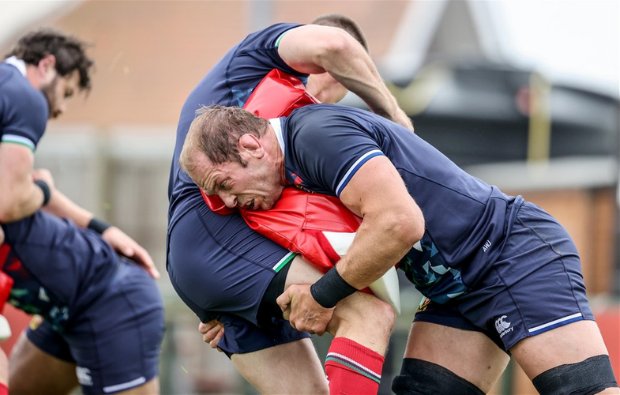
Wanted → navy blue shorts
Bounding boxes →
[167,201,308,355]
[2,212,164,394]
[414,201,594,351]
[26,260,164,394]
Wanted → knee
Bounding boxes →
[329,292,396,340]
[367,296,397,335]
[347,293,397,334]
[392,358,485,395]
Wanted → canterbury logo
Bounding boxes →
[495,315,513,338]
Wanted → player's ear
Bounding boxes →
[238,134,264,158]
[38,54,57,78]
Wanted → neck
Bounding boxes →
[275,145,286,186]
[264,122,287,186]
[25,64,45,89]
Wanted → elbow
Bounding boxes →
[316,30,354,64]
[0,199,12,223]
[0,208,17,223]
[390,206,425,249]
[0,198,26,223]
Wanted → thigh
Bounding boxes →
[510,320,611,378]
[9,330,78,395]
[477,202,595,351]
[231,338,328,394]
[286,256,395,355]
[403,321,509,393]
[216,312,310,355]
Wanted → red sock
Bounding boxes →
[325,337,384,395]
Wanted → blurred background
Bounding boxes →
[1,0,618,394]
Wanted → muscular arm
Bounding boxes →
[278,25,412,129]
[41,184,93,228]
[336,156,424,289]
[34,169,159,278]
[0,144,46,222]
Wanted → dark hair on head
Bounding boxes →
[311,14,368,51]
[7,28,94,91]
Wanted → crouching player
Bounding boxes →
[1,206,164,395]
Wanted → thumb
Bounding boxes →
[276,292,291,312]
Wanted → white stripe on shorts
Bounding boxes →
[103,376,146,393]
[527,312,583,333]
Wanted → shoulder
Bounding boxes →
[242,23,302,50]
[0,67,47,118]
[0,70,48,145]
[288,105,367,137]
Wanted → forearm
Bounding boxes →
[315,37,412,129]
[279,25,411,129]
[0,180,45,222]
[335,212,416,290]
[43,189,94,228]
[330,57,400,118]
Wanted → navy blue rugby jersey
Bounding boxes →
[275,104,521,303]
[168,23,307,228]
[1,212,122,331]
[0,59,48,151]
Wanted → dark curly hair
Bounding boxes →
[6,28,94,91]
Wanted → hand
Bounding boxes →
[198,320,225,350]
[31,168,55,188]
[101,227,160,279]
[276,284,334,335]
[0,227,4,244]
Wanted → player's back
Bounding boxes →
[167,23,305,229]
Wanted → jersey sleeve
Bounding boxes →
[233,23,307,82]
[0,87,48,151]
[288,107,386,197]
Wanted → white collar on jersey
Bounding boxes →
[269,118,285,155]
[4,56,27,77]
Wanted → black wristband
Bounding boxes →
[310,267,357,308]
[87,217,111,234]
[34,179,51,206]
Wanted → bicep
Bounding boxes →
[277,25,347,74]
[339,156,420,223]
[0,143,34,191]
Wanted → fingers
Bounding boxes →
[132,245,160,279]
[210,327,224,349]
[281,307,291,321]
[276,292,291,312]
[199,320,225,349]
[104,228,160,279]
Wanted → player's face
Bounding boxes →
[196,155,283,211]
[306,72,348,103]
[41,70,80,119]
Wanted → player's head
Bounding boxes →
[180,105,283,211]
[307,14,369,104]
[7,29,94,119]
